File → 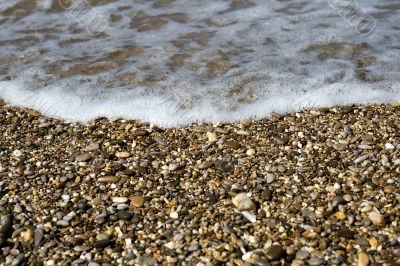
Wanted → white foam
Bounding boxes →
[0,0,399,127]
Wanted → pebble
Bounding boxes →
[215,160,234,172]
[385,143,395,149]
[34,228,44,247]
[383,185,396,193]
[112,197,129,203]
[354,154,369,164]
[170,211,179,219]
[74,245,91,252]
[75,153,92,162]
[198,161,214,170]
[296,250,310,260]
[84,142,99,152]
[93,239,112,249]
[246,148,255,156]
[154,135,167,145]
[11,254,25,266]
[56,220,70,227]
[98,176,119,183]
[206,132,217,142]
[358,252,370,266]
[368,211,384,225]
[232,193,256,211]
[131,196,146,208]
[266,245,285,260]
[332,196,345,208]
[117,210,133,220]
[266,173,276,184]
[115,151,130,158]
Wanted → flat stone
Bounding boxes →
[112,197,128,203]
[384,185,396,193]
[225,140,240,149]
[198,161,214,170]
[115,151,130,158]
[98,176,119,183]
[93,239,112,249]
[84,142,99,152]
[154,135,167,145]
[74,245,91,252]
[75,153,92,162]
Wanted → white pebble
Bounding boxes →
[61,194,70,202]
[232,193,256,211]
[385,143,395,150]
[170,211,179,219]
[246,148,255,156]
[206,132,217,142]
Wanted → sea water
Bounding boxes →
[0,0,399,127]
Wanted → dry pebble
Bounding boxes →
[1,104,400,265]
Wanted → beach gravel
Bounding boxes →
[1,104,400,265]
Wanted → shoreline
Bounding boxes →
[1,103,400,265]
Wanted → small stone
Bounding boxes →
[34,228,44,247]
[74,245,91,252]
[154,135,167,145]
[358,252,370,266]
[273,136,289,145]
[115,151,130,158]
[11,254,25,266]
[277,165,286,173]
[198,161,214,170]
[266,173,276,184]
[266,245,285,260]
[168,164,181,171]
[112,197,128,203]
[13,150,23,157]
[19,228,33,243]
[225,140,240,149]
[236,130,250,136]
[332,196,345,208]
[232,193,256,212]
[75,153,92,162]
[385,143,395,150]
[384,185,396,193]
[215,160,234,172]
[206,132,217,142]
[296,250,310,260]
[117,210,133,220]
[84,142,99,152]
[354,154,369,164]
[335,211,346,220]
[368,211,384,225]
[309,257,324,265]
[98,176,119,183]
[170,211,179,219]
[131,196,146,208]
[93,239,112,249]
[14,204,23,213]
[337,226,355,239]
[56,220,69,227]
[262,189,273,201]
[246,148,255,156]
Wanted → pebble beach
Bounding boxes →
[1,103,400,266]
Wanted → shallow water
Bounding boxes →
[0,0,399,126]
